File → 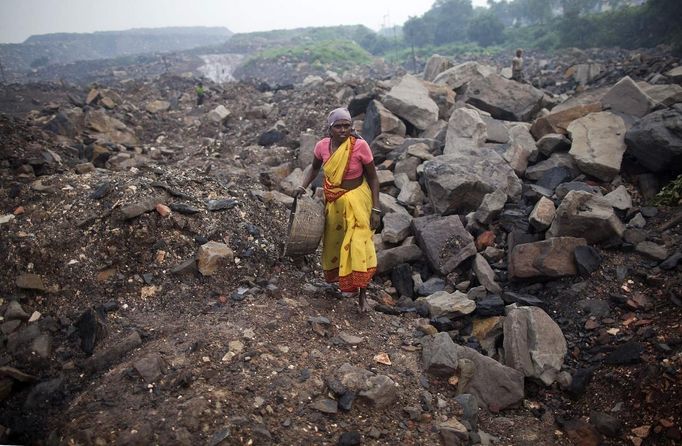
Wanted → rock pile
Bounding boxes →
[0,47,681,445]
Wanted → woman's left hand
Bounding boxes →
[370,211,381,231]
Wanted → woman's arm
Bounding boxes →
[363,162,381,230]
[295,157,323,197]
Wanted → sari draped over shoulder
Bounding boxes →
[321,136,377,291]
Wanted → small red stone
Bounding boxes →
[476,230,496,251]
[155,203,171,217]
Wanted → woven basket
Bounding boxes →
[283,196,325,256]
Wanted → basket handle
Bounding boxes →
[282,195,298,257]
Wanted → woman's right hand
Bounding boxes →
[293,186,307,199]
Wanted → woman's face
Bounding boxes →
[330,119,352,141]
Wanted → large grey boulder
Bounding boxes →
[509,237,587,280]
[358,375,400,408]
[376,169,395,187]
[472,254,502,294]
[423,148,522,215]
[362,100,407,143]
[422,332,459,376]
[397,181,425,206]
[443,108,487,155]
[601,76,655,118]
[297,132,318,169]
[372,134,406,159]
[638,82,682,107]
[376,244,423,275]
[423,54,454,82]
[529,196,556,231]
[454,345,525,411]
[536,133,571,156]
[43,108,84,138]
[555,181,602,200]
[547,191,625,243]
[433,61,497,90]
[465,73,544,122]
[474,189,507,225]
[328,363,398,408]
[208,105,231,123]
[383,74,439,130]
[568,111,627,182]
[503,306,567,386]
[145,100,171,114]
[504,124,538,176]
[625,105,682,174]
[419,291,476,319]
[481,115,510,143]
[439,418,470,446]
[393,156,421,181]
[84,109,138,146]
[412,215,476,274]
[604,185,632,211]
[402,137,443,156]
[567,62,604,86]
[530,102,602,139]
[425,82,457,121]
[664,66,682,84]
[403,144,433,163]
[636,241,669,260]
[381,212,413,244]
[525,152,578,181]
[378,192,411,215]
[422,120,449,142]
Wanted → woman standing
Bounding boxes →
[295,107,381,312]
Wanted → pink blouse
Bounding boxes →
[313,137,374,180]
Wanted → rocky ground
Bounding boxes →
[1,47,681,446]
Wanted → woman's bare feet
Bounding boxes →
[358,288,369,313]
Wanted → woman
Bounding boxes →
[295,107,381,312]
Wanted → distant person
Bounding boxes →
[512,48,524,82]
[195,82,206,106]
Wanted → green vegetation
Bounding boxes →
[240,40,373,72]
[226,0,680,71]
[653,175,682,206]
[223,25,395,55]
[389,42,502,63]
[399,0,681,55]
[468,11,506,47]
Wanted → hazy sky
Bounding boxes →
[0,0,489,44]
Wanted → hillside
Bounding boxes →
[0,27,233,82]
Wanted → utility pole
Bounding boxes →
[384,13,399,63]
[0,57,7,85]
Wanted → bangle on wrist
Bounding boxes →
[371,207,382,214]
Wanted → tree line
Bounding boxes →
[353,0,680,55]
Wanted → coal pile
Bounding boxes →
[0,46,681,445]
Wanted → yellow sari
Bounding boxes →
[321,136,377,292]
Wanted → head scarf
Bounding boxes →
[327,107,352,128]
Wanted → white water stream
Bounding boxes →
[197,53,246,83]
